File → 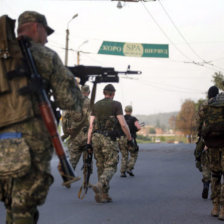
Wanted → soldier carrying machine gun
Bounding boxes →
[68,65,142,198]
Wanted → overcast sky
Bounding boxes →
[1,0,224,115]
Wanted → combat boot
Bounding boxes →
[120,172,127,177]
[102,193,112,203]
[211,204,220,217]
[92,182,104,203]
[127,170,134,176]
[218,206,224,220]
[92,182,103,194]
[202,181,210,199]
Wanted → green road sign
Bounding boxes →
[98,41,169,58]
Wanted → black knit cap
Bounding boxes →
[208,86,219,99]
[103,84,116,92]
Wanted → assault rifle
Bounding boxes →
[67,65,142,85]
[78,145,93,199]
[18,36,79,187]
[68,65,141,109]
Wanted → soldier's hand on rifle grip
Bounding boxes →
[127,139,134,148]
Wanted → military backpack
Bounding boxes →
[0,15,32,179]
[201,93,224,147]
[0,15,34,128]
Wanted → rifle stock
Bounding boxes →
[18,36,77,185]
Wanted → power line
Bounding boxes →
[157,0,205,62]
[157,0,224,72]
[141,2,194,62]
[136,79,204,93]
[141,2,224,73]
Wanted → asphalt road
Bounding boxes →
[0,143,221,224]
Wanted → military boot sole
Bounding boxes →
[218,216,224,221]
[211,209,219,217]
[94,194,109,203]
[127,171,134,176]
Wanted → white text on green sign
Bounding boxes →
[98,41,169,58]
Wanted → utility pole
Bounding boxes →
[77,51,80,65]
[76,40,88,65]
[64,13,78,66]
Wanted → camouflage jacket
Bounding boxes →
[62,96,90,138]
[0,41,83,152]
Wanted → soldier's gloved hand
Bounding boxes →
[127,139,135,148]
[127,139,136,152]
[195,160,202,172]
[134,145,139,152]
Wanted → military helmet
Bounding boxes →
[18,11,54,36]
[125,105,132,113]
[81,85,90,93]
[103,84,116,92]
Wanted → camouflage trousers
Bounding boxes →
[92,133,119,194]
[118,136,138,173]
[209,147,224,205]
[0,118,54,224]
[67,129,88,171]
[201,150,211,183]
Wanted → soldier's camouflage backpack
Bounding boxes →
[201,93,224,148]
[0,15,34,128]
[0,15,32,179]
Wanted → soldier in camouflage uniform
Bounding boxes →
[62,85,90,175]
[194,139,211,199]
[198,86,224,220]
[207,90,224,220]
[118,105,141,177]
[87,84,133,203]
[0,11,83,224]
[195,94,212,200]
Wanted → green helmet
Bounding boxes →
[125,105,132,113]
[81,85,90,93]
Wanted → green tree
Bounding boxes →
[212,72,224,90]
[175,99,197,143]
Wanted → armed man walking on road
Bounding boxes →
[199,86,224,220]
[87,84,133,203]
[0,11,83,224]
[195,87,215,199]
[61,85,91,187]
[119,105,141,177]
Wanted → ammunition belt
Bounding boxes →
[94,130,117,141]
